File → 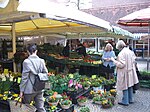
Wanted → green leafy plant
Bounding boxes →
[77,96,87,103]
[80,106,90,112]
[93,95,103,102]
[60,99,72,106]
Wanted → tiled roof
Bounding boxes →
[82,2,150,33]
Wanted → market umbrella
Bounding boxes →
[117,6,150,71]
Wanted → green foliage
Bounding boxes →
[60,99,72,106]
[140,71,150,76]
[80,106,90,112]
[93,95,103,102]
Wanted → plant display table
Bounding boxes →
[67,87,92,104]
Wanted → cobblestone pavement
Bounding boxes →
[74,88,150,112]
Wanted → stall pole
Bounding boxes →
[12,23,16,73]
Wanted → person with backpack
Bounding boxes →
[19,44,48,112]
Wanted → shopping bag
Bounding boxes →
[133,83,140,90]
[9,98,36,112]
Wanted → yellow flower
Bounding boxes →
[110,89,116,93]
[3,96,8,100]
[4,91,9,94]
[13,94,19,97]
[90,90,95,95]
[30,101,34,105]
[51,106,57,110]
[102,100,108,105]
[0,94,3,97]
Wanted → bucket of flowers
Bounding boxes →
[77,96,87,106]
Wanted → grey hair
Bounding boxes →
[116,40,126,50]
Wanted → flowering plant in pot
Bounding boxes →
[82,81,91,90]
[77,96,87,106]
[47,92,59,106]
[59,92,72,109]
[88,90,95,99]
[92,94,103,104]
[59,99,72,109]
[68,79,82,93]
[110,89,117,97]
[101,98,113,109]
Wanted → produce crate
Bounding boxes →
[67,88,92,104]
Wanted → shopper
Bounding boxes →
[19,44,48,112]
[111,40,139,106]
[62,41,70,57]
[102,43,116,79]
[76,42,87,57]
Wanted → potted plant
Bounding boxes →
[110,89,117,97]
[92,95,103,104]
[59,99,72,109]
[89,90,95,99]
[77,96,87,106]
[79,106,90,112]
[82,81,91,90]
[47,92,59,106]
[101,98,113,109]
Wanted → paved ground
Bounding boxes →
[75,59,150,112]
[75,88,150,112]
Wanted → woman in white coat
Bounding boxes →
[111,40,139,106]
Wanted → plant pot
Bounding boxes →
[94,101,101,104]
[78,101,87,106]
[110,93,117,97]
[48,101,59,106]
[101,104,111,109]
[60,104,71,109]
[84,86,90,90]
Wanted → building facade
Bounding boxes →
[82,0,150,58]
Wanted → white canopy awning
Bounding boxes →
[0,0,113,37]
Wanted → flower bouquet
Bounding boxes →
[77,96,87,106]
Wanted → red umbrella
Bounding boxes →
[118,6,150,26]
[117,6,150,71]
